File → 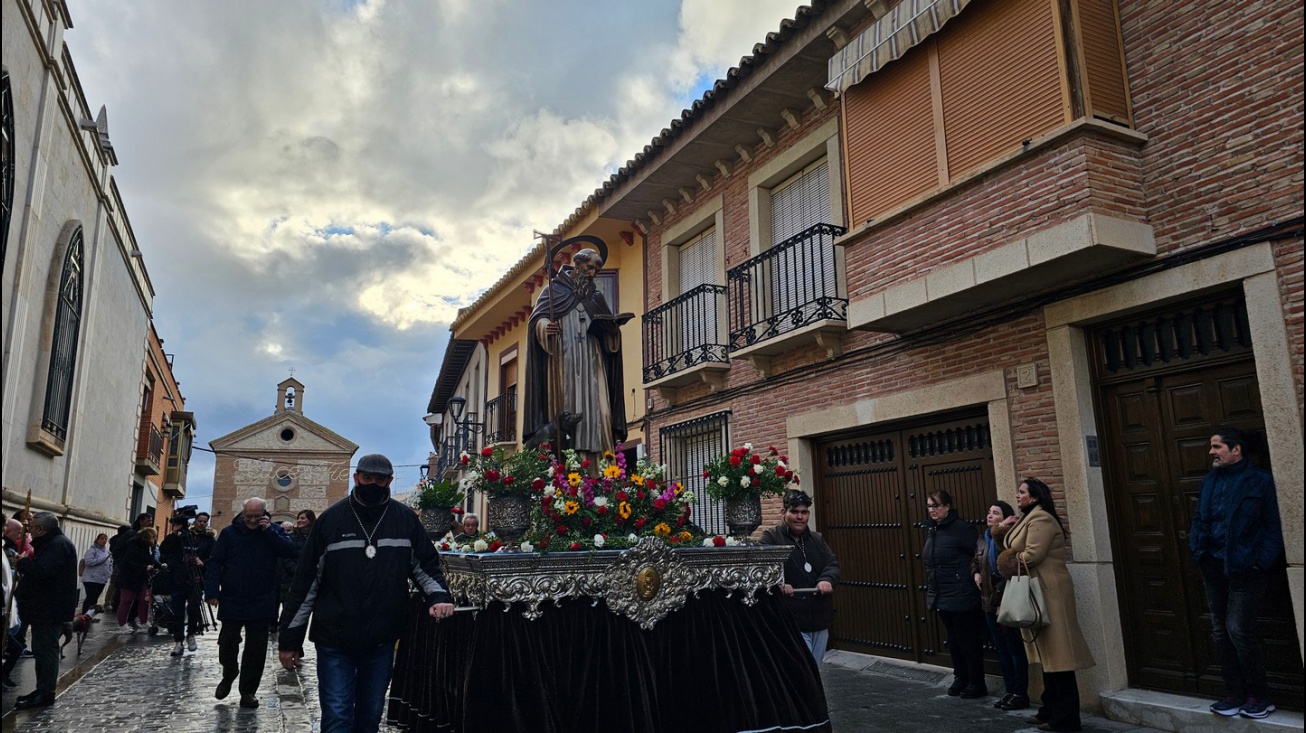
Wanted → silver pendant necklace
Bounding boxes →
[350,499,390,559]
[795,536,812,573]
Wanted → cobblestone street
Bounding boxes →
[2,620,1182,733]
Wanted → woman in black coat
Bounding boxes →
[115,528,158,630]
[923,489,988,699]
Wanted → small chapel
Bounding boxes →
[208,377,358,524]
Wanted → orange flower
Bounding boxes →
[564,500,580,515]
[618,502,633,520]
[654,523,671,537]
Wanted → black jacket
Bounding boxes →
[118,536,158,590]
[278,528,309,600]
[760,522,840,632]
[279,493,452,654]
[204,517,297,621]
[923,509,981,612]
[15,526,78,625]
[160,529,205,591]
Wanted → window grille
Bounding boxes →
[42,228,84,440]
[660,411,730,535]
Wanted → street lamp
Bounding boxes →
[447,396,466,424]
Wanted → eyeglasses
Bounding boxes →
[926,503,941,509]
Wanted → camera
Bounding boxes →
[175,505,199,521]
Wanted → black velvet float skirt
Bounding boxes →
[387,589,831,733]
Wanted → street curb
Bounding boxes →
[1,631,127,727]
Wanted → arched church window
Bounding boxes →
[42,227,84,439]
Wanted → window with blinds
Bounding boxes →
[678,228,716,293]
[673,229,719,364]
[660,411,730,536]
[770,159,835,316]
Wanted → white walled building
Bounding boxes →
[2,0,156,550]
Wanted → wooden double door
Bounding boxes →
[815,413,997,666]
[1096,303,1303,705]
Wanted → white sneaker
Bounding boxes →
[170,641,184,657]
[186,635,197,652]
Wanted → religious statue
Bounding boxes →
[523,246,631,459]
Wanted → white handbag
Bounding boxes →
[997,556,1049,631]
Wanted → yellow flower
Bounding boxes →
[631,475,645,487]
[618,502,632,520]
[603,464,621,479]
[564,500,580,515]
[678,530,692,542]
[673,482,683,495]
[654,523,671,537]
[603,451,615,460]
[568,472,582,487]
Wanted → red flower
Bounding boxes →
[614,515,626,525]
[636,490,646,500]
[487,540,503,552]
[539,538,549,549]
[460,454,470,464]
[775,465,787,476]
[729,455,742,467]
[581,459,591,469]
[634,518,646,530]
[541,442,552,451]
[702,470,710,479]
[532,478,546,491]
[750,454,762,465]
[616,491,628,502]
[484,469,501,483]
[542,495,553,507]
[556,525,568,535]
[481,447,493,458]
[769,446,778,455]
[713,536,726,547]
[451,507,463,515]
[653,498,667,511]
[732,448,746,457]
[569,542,582,551]
[582,516,593,527]
[596,506,608,515]
[676,516,686,527]
[781,455,789,463]
[502,475,516,485]
[669,535,680,543]
[794,475,801,485]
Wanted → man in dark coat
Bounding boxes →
[522,247,627,456]
[160,516,205,655]
[14,512,78,709]
[760,490,839,664]
[205,497,297,708]
[1190,427,1284,720]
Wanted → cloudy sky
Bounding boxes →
[63,0,803,510]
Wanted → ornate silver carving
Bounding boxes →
[440,538,790,628]
[724,496,763,536]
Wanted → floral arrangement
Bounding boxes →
[412,477,465,510]
[702,442,798,502]
[459,445,551,498]
[451,444,700,553]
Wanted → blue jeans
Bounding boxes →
[984,611,1029,695]
[317,642,396,733]
[800,629,829,664]
[1201,559,1270,698]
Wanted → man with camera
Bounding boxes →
[160,509,206,656]
[204,497,297,708]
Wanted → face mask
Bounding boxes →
[354,482,389,506]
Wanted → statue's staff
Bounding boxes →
[535,231,565,455]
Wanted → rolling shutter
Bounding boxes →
[936,0,1064,179]
[678,228,716,293]
[843,44,938,225]
[1076,0,1131,125]
[770,159,831,244]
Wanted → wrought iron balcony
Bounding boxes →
[436,412,483,477]
[135,424,163,476]
[727,223,848,353]
[642,283,730,387]
[485,388,518,444]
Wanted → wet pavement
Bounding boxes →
[2,623,1172,733]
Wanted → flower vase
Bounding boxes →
[421,507,454,541]
[487,495,532,544]
[725,496,763,538]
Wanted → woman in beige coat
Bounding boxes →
[994,478,1094,733]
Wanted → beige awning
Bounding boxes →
[826,0,974,94]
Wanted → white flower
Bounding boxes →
[593,534,606,548]
[777,460,786,470]
[740,476,752,488]
[682,491,696,503]
[627,533,639,542]
[717,476,729,487]
[543,486,556,497]
[594,496,608,507]
[520,541,534,553]
[473,539,489,552]
[725,536,741,546]
[703,538,715,547]
[743,442,753,451]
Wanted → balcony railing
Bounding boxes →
[485,388,518,444]
[642,283,729,383]
[436,413,482,477]
[727,223,848,351]
[135,424,164,476]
